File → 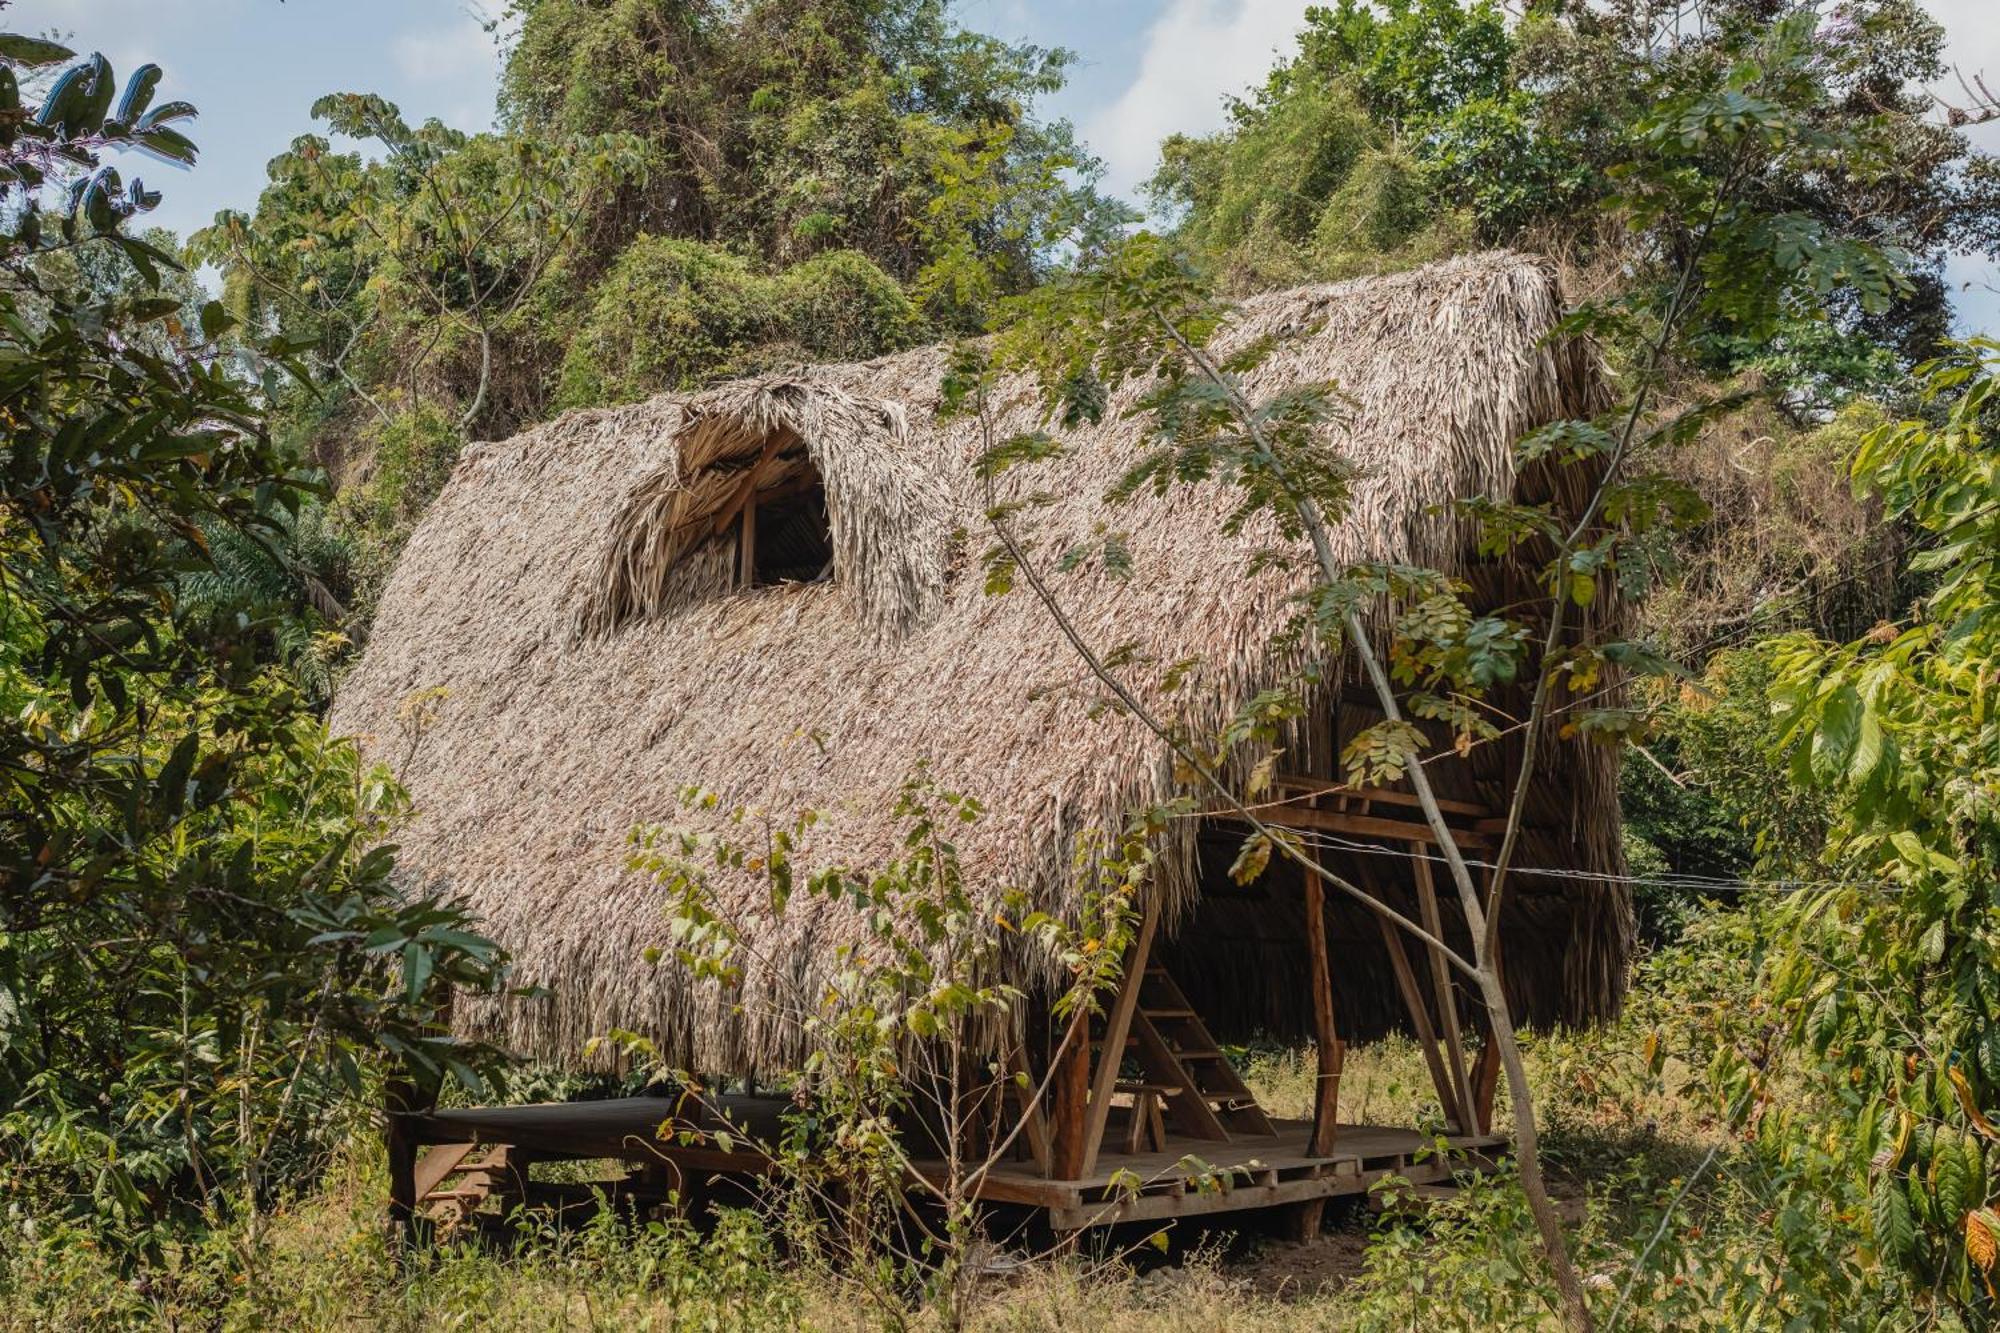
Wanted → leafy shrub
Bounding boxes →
[554,237,769,409]
[771,248,919,363]
[361,402,462,528]
[1313,145,1433,258]
[1152,82,1382,291]
[555,239,917,409]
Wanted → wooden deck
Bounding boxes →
[396,1096,1502,1232]
[926,1118,1501,1229]
[390,866,1514,1236]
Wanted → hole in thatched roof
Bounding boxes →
[748,481,832,586]
[576,379,950,641]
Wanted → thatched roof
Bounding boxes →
[331,251,1630,1072]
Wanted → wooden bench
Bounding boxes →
[1114,1081,1180,1154]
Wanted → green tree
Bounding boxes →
[1757,337,2000,1318]
[0,36,516,1255]
[500,0,1110,303]
[1155,0,1996,406]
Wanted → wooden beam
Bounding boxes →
[411,1142,477,1203]
[1302,860,1342,1159]
[1080,896,1161,1177]
[1048,1156,1466,1230]
[1410,843,1477,1132]
[1211,803,1496,850]
[1003,1039,1051,1174]
[1374,914,1463,1132]
[1274,775,1492,820]
[706,431,793,542]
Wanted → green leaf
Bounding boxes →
[199,300,234,341]
[1228,833,1272,886]
[0,34,75,67]
[1847,709,1885,785]
[1934,1129,1973,1221]
[403,941,434,1004]
[1811,684,1862,780]
[1890,830,1929,869]
[1873,1171,1916,1262]
[127,297,180,323]
[113,63,161,124]
[1809,991,1840,1052]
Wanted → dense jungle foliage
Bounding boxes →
[3,0,2000,1327]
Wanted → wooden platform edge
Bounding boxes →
[1047,1145,1491,1230]
[388,1095,1506,1235]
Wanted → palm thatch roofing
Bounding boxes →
[330,251,1632,1072]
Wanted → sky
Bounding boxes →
[26,0,2000,328]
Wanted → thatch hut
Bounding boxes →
[336,251,1630,1230]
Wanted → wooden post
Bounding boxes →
[1303,860,1343,1157]
[1409,842,1477,1132]
[1472,1038,1503,1134]
[385,1080,423,1245]
[1079,896,1160,1177]
[1375,913,1463,1131]
[1288,858,1345,1244]
[1050,1005,1092,1180]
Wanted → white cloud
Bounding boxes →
[1084,0,1310,202]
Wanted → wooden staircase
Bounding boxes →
[412,1143,515,1224]
[1123,963,1277,1142]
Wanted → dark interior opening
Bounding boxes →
[749,481,832,585]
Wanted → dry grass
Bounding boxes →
[0,917,1817,1331]
[1243,1037,1439,1127]
[0,1032,1739,1332]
